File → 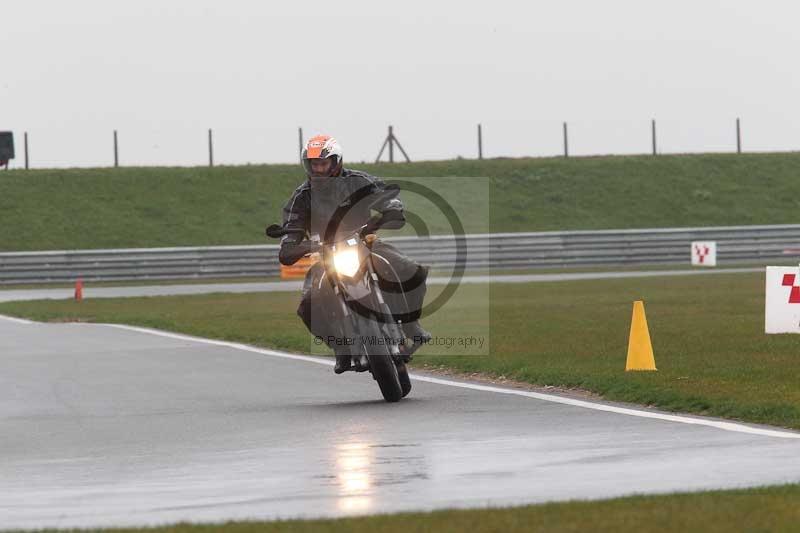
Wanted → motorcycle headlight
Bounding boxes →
[333,247,361,278]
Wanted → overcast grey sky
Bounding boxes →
[2,0,799,168]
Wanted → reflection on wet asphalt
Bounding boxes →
[1,318,800,530]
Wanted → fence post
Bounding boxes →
[651,119,657,155]
[24,132,29,169]
[113,130,119,167]
[208,128,214,167]
[563,122,569,158]
[736,118,742,154]
[477,123,483,160]
[388,125,394,163]
[298,127,304,161]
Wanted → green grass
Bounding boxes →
[23,484,800,533]
[3,271,800,429]
[3,153,800,251]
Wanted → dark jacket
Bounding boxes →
[279,169,405,265]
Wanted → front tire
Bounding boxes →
[397,363,412,397]
[356,314,402,402]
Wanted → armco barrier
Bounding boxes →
[2,224,800,284]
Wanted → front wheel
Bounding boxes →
[397,363,412,398]
[356,314,402,402]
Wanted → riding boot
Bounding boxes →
[400,321,432,361]
[333,348,352,374]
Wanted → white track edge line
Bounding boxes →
[0,313,34,325]
[80,321,800,440]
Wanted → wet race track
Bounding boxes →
[2,314,800,530]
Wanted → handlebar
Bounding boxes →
[265,223,372,244]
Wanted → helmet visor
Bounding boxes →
[303,157,336,178]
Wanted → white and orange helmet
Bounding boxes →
[301,134,343,178]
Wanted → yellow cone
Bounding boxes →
[626,300,657,371]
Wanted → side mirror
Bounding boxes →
[369,184,401,208]
[382,183,401,197]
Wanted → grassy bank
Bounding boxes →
[2,153,800,251]
[3,271,800,429]
[24,484,800,533]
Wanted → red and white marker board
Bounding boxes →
[765,266,800,333]
[691,241,717,267]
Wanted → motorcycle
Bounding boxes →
[265,194,413,402]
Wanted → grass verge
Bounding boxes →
[22,484,800,533]
[3,153,800,251]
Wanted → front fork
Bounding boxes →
[334,290,367,370]
[364,255,405,360]
[333,255,405,370]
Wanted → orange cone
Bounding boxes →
[626,300,657,371]
[74,278,83,302]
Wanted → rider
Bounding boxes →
[278,134,431,373]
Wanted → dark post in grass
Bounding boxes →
[651,119,657,155]
[113,130,119,167]
[388,125,394,163]
[736,118,742,154]
[298,127,303,161]
[374,125,411,163]
[208,128,214,167]
[563,122,569,158]
[24,132,29,169]
[477,123,483,160]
